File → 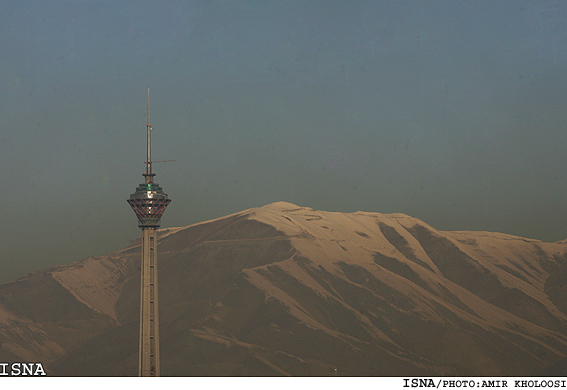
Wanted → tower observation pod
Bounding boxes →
[127,87,171,377]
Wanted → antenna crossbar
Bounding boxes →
[143,160,176,164]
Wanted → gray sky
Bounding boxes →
[2,0,567,283]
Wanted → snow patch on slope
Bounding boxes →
[50,256,129,322]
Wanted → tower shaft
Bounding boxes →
[139,227,160,377]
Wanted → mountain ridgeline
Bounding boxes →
[2,201,567,376]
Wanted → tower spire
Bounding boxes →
[145,86,154,183]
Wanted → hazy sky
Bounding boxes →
[2,0,567,282]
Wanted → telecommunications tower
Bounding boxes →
[127,87,171,377]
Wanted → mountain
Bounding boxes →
[2,201,567,376]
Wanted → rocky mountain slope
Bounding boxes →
[2,201,567,376]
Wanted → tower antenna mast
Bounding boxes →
[145,86,154,181]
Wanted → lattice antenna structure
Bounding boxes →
[127,87,171,377]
